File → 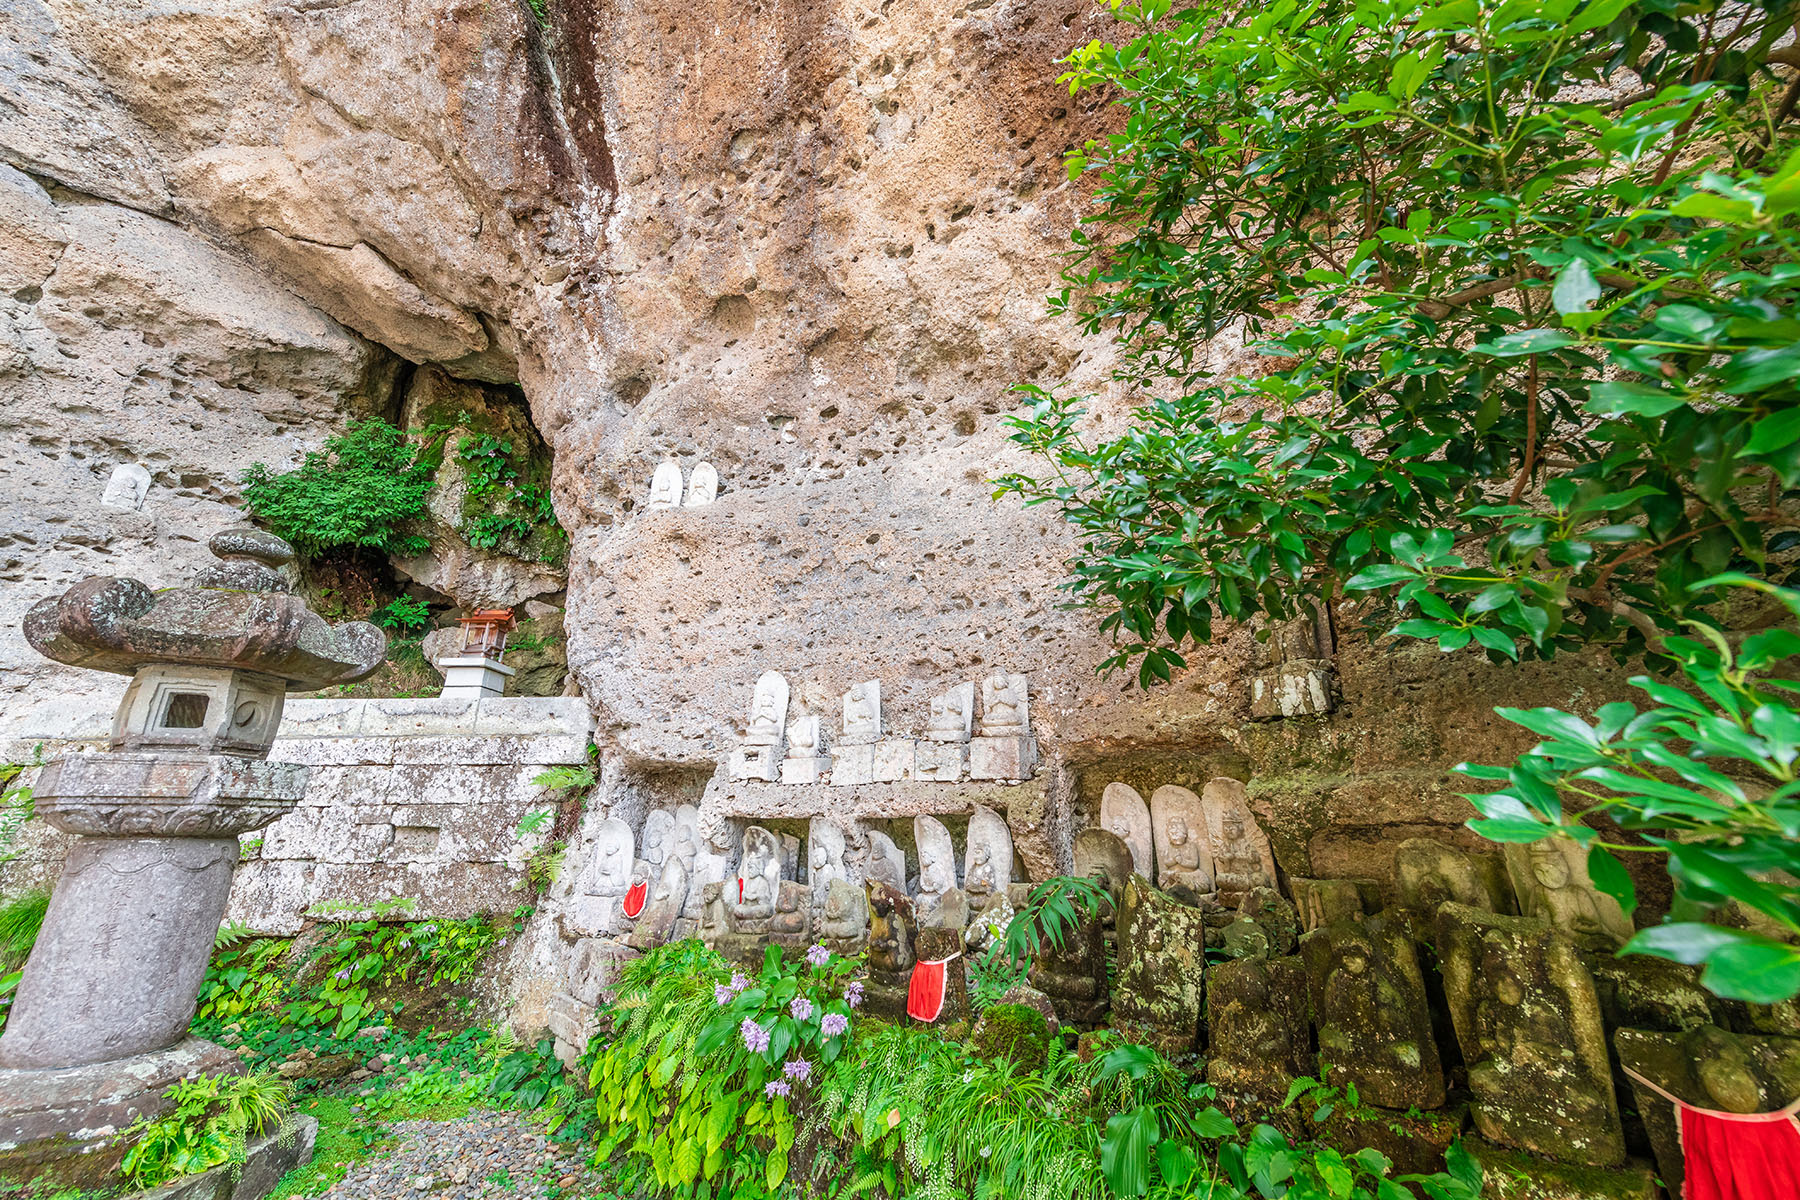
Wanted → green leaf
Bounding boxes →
[1586,845,1638,920]
[1474,329,1578,357]
[1588,381,1688,418]
[1101,1105,1160,1197]
[1345,564,1420,590]
[1744,408,1800,455]
[1552,260,1601,317]
[1156,1140,1197,1187]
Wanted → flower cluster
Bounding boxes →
[844,981,864,1009]
[715,970,752,1006]
[783,1057,812,1082]
[741,1017,771,1054]
[820,1012,849,1039]
[764,1079,791,1098]
[790,996,813,1021]
[805,943,831,968]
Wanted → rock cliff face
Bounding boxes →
[0,1,1631,885]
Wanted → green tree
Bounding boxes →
[997,0,1800,686]
[241,419,440,559]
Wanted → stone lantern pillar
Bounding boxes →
[0,529,383,1182]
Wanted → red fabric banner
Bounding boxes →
[1679,1104,1800,1200]
[907,956,955,1023]
[622,880,648,919]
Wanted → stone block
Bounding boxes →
[968,735,1036,780]
[275,699,370,739]
[1113,878,1207,1054]
[914,741,966,782]
[1207,956,1311,1101]
[1249,660,1335,719]
[829,743,875,786]
[1301,916,1444,1111]
[564,937,637,1006]
[871,739,916,783]
[472,696,593,737]
[730,744,780,782]
[273,736,397,768]
[780,756,832,785]
[356,697,480,737]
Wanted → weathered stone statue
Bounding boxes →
[1202,778,1277,904]
[1100,783,1155,880]
[820,878,869,954]
[730,671,789,781]
[4,528,382,1177]
[807,817,850,908]
[1617,1025,1800,1197]
[685,461,719,507]
[1074,827,1136,900]
[963,805,1012,900]
[1300,916,1445,1111]
[1151,785,1213,895]
[772,879,811,945]
[842,680,882,744]
[1504,836,1633,950]
[627,856,690,950]
[1395,838,1511,922]
[1113,877,1208,1053]
[1230,886,1300,957]
[1207,956,1312,1101]
[833,680,883,784]
[647,459,683,509]
[970,671,1035,779]
[570,817,635,935]
[730,825,783,930]
[864,881,916,1021]
[865,829,907,892]
[1289,877,1365,932]
[1030,843,1112,1027]
[782,714,833,784]
[924,682,974,741]
[684,817,733,919]
[914,814,958,927]
[1437,903,1623,1165]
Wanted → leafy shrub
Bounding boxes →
[996,0,1800,683]
[196,934,293,1022]
[0,748,41,866]
[372,596,432,633]
[241,420,438,559]
[119,1070,290,1188]
[533,765,596,793]
[1003,874,1111,959]
[967,941,1031,1011]
[0,889,48,1032]
[1462,574,1800,1002]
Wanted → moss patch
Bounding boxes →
[967,1003,1051,1073]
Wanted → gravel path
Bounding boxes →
[319,1111,608,1200]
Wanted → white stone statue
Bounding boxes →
[924,682,975,742]
[963,805,1013,899]
[639,810,675,867]
[732,825,783,924]
[101,463,152,511]
[914,815,958,925]
[569,817,635,935]
[685,819,732,918]
[1101,782,1155,879]
[782,714,833,783]
[808,817,850,907]
[671,804,700,874]
[865,830,907,892]
[842,680,881,745]
[648,460,683,510]
[1150,785,1214,893]
[978,671,1030,736]
[744,670,789,747]
[1202,777,1278,903]
[686,461,719,507]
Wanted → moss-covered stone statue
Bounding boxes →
[1206,956,1311,1102]
[967,1003,1051,1073]
[1300,915,1444,1110]
[1113,876,1208,1054]
[1436,903,1623,1166]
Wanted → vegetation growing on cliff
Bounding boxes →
[1000,0,1800,682]
[242,420,441,559]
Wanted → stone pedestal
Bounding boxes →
[968,735,1036,780]
[829,743,876,785]
[437,653,514,699]
[914,741,966,782]
[780,755,832,784]
[871,739,916,782]
[730,743,780,782]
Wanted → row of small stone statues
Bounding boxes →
[563,800,1019,954]
[729,669,1037,785]
[647,460,719,509]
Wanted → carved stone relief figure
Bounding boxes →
[1100,783,1155,880]
[865,830,907,893]
[1437,904,1623,1165]
[647,460,683,510]
[1300,916,1445,1110]
[842,681,881,745]
[864,881,916,1021]
[1073,828,1135,900]
[685,462,719,507]
[820,878,869,951]
[1504,836,1633,950]
[744,671,789,747]
[808,818,850,908]
[685,818,732,918]
[963,805,1012,900]
[1150,785,1214,895]
[773,879,811,940]
[1202,778,1277,904]
[628,856,690,950]
[1207,957,1312,1101]
[925,682,975,742]
[1395,838,1511,919]
[914,815,958,927]
[570,818,634,935]
[1289,877,1366,933]
[639,810,674,868]
[731,825,783,930]
[978,672,1030,735]
[783,714,832,784]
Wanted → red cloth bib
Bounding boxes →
[622,881,648,919]
[1627,1066,1800,1200]
[907,953,960,1023]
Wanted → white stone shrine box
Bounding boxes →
[439,607,518,700]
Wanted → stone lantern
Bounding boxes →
[437,606,517,700]
[1,529,383,1181]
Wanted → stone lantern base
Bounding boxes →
[0,1037,242,1187]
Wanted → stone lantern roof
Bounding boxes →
[23,528,385,690]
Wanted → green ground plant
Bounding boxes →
[372,596,432,633]
[242,420,442,559]
[0,890,48,1032]
[118,1070,290,1189]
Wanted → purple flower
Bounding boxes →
[820,1012,849,1039]
[805,943,830,968]
[783,1058,812,1082]
[729,971,750,991]
[843,981,864,1009]
[789,996,813,1021]
[764,1080,791,1098]
[740,1018,770,1053]
[333,968,351,980]
[715,984,735,1005]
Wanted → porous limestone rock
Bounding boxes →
[1436,903,1623,1166]
[1300,916,1445,1111]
